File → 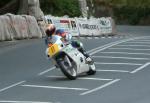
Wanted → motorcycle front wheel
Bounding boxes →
[57,55,77,80]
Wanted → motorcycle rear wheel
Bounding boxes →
[87,58,96,75]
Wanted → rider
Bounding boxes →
[45,24,56,46]
[45,24,92,62]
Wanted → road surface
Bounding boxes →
[0,26,150,103]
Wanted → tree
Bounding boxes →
[40,0,81,17]
[0,0,19,15]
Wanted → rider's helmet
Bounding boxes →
[56,29,66,38]
[45,24,56,37]
[56,29,72,41]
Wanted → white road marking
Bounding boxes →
[78,77,113,81]
[95,62,142,66]
[38,37,130,76]
[126,42,150,44]
[101,37,106,39]
[109,48,150,51]
[117,44,150,47]
[87,37,139,54]
[46,75,65,78]
[46,75,113,81]
[38,36,150,76]
[89,36,148,55]
[100,51,150,56]
[0,100,52,103]
[21,84,88,91]
[87,37,92,39]
[38,67,55,76]
[96,69,129,73]
[0,81,25,93]
[134,40,150,42]
[87,43,112,54]
[130,62,150,73]
[80,79,120,95]
[94,37,99,39]
[38,38,141,76]
[92,55,150,60]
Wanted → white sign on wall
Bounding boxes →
[99,17,112,34]
[45,15,114,36]
[75,18,100,36]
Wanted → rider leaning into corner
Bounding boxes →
[45,24,92,63]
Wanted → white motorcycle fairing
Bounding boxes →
[60,44,90,74]
[46,35,96,80]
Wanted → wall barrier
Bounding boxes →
[45,16,79,36]
[8,14,29,39]
[0,15,13,41]
[23,15,42,38]
[0,14,42,41]
[76,18,100,36]
[0,14,117,41]
[45,15,117,37]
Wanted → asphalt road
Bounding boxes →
[0,26,150,103]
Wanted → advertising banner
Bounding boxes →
[45,15,115,37]
[45,15,79,36]
[75,18,100,36]
[98,17,112,34]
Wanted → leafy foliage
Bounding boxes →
[1,0,150,25]
[0,0,13,8]
[110,0,150,25]
[93,0,150,25]
[40,0,81,17]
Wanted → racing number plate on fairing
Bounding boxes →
[48,44,59,57]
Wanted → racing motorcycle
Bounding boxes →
[46,35,96,80]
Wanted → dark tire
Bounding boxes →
[57,55,77,80]
[87,58,96,75]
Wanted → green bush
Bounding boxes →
[113,6,150,25]
[0,0,11,7]
[40,0,81,17]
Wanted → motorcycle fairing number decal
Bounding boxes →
[48,44,59,57]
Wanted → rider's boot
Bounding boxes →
[78,48,92,64]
